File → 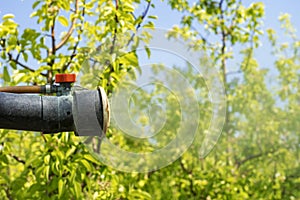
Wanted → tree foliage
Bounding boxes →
[0,0,299,199]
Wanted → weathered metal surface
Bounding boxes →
[0,87,110,135]
[0,92,73,133]
[72,88,109,137]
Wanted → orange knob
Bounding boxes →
[55,74,76,83]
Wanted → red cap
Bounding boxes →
[55,74,76,83]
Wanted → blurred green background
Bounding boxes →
[0,0,299,199]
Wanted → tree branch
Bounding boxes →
[110,0,119,57]
[61,46,78,73]
[179,158,192,174]
[135,0,151,31]
[179,158,196,197]
[61,1,85,72]
[10,154,36,171]
[102,0,152,94]
[218,0,232,166]
[7,52,47,77]
[218,0,224,10]
[2,38,47,77]
[55,0,79,51]
[51,20,56,55]
[236,148,277,168]
[10,154,26,165]
[47,18,56,84]
[127,0,151,46]
[104,0,120,94]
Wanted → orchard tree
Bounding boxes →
[150,0,300,199]
[0,0,299,199]
[0,0,155,199]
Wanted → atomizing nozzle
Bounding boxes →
[0,74,110,137]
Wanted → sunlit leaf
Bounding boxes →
[57,16,69,27]
[3,66,10,82]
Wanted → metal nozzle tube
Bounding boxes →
[0,88,109,136]
[0,92,73,133]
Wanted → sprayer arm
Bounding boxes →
[0,87,109,136]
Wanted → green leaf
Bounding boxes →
[143,21,155,29]
[28,183,41,194]
[22,52,28,62]
[83,154,100,165]
[0,155,9,165]
[2,14,14,20]
[3,66,10,82]
[44,155,50,165]
[80,159,93,171]
[145,46,151,59]
[57,16,69,27]
[44,165,50,180]
[74,181,81,199]
[148,15,158,20]
[123,52,138,66]
[32,0,41,9]
[65,145,76,158]
[129,189,152,200]
[58,179,64,198]
[29,11,37,18]
[122,3,134,12]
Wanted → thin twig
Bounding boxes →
[40,132,47,143]
[42,33,53,38]
[235,148,277,169]
[226,70,242,76]
[10,154,35,170]
[61,1,85,72]
[191,25,210,45]
[127,0,151,46]
[47,18,56,84]
[110,0,119,57]
[61,47,77,72]
[55,0,79,51]
[179,158,192,174]
[10,154,26,164]
[135,0,151,31]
